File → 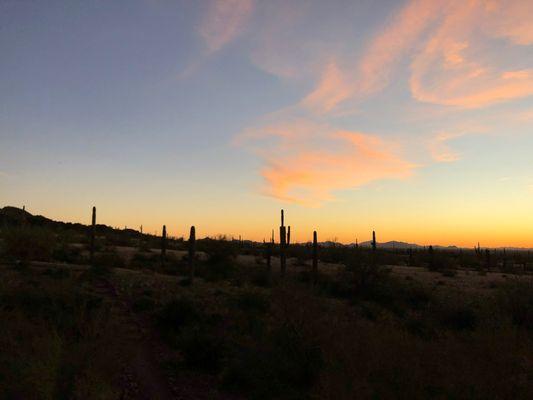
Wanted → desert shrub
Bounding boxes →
[316,271,354,299]
[157,296,226,372]
[129,251,158,270]
[361,277,432,317]
[319,245,348,264]
[157,296,201,338]
[178,325,226,372]
[131,295,156,313]
[198,251,237,282]
[221,324,323,399]
[441,268,457,277]
[0,311,62,400]
[52,244,84,264]
[0,277,122,399]
[433,298,479,331]
[1,226,55,262]
[0,284,105,337]
[496,279,533,330]
[93,250,124,269]
[249,268,273,287]
[43,267,71,280]
[232,289,270,314]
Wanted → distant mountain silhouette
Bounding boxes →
[356,240,420,249]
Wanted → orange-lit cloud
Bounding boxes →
[302,0,533,112]
[198,0,253,53]
[302,61,352,113]
[236,0,532,205]
[409,1,533,108]
[240,120,415,205]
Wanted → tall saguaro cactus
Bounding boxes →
[161,225,167,267]
[371,230,377,267]
[90,206,96,264]
[266,229,274,272]
[280,209,286,275]
[189,226,196,282]
[266,236,272,271]
[312,230,318,284]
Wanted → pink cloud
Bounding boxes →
[236,0,532,204]
[302,0,533,112]
[409,1,533,108]
[240,120,415,205]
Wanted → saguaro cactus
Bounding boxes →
[287,226,291,246]
[266,236,272,271]
[502,248,508,270]
[280,227,286,275]
[372,231,377,252]
[161,225,167,266]
[312,231,318,284]
[188,226,196,281]
[280,209,286,275]
[90,206,96,264]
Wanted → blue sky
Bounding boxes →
[1,0,532,246]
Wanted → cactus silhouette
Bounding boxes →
[287,226,291,246]
[280,209,286,275]
[371,230,377,266]
[266,229,274,272]
[265,236,272,271]
[189,226,196,281]
[503,248,507,270]
[312,230,318,284]
[90,206,96,264]
[428,245,434,270]
[161,225,167,266]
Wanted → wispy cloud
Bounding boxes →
[303,0,533,112]
[239,119,415,206]
[233,0,532,204]
[198,0,253,53]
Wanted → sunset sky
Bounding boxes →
[1,0,532,247]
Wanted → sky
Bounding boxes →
[1,0,533,247]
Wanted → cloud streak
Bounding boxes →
[232,0,533,205]
[198,0,253,53]
[240,120,415,205]
[303,0,533,112]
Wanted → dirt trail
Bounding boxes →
[92,278,174,400]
